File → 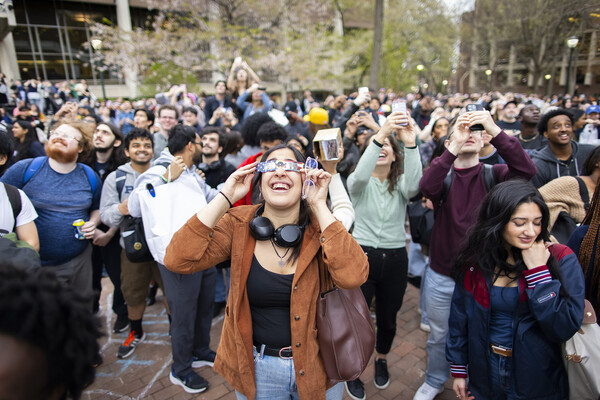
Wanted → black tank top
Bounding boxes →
[246,255,294,347]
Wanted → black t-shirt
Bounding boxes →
[517,133,547,151]
[247,255,294,348]
[497,120,522,136]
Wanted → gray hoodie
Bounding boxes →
[530,140,596,188]
[100,162,142,230]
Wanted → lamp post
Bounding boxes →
[545,74,552,97]
[442,79,448,94]
[91,39,106,101]
[485,69,492,92]
[566,36,579,95]
[417,64,424,92]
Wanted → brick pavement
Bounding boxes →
[84,278,457,400]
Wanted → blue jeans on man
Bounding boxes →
[423,266,455,389]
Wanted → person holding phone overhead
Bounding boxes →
[446,180,584,400]
[345,109,422,399]
[237,83,272,124]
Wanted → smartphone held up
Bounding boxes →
[391,101,408,126]
[465,103,484,131]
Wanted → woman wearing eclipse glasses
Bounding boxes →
[345,110,423,399]
[164,144,368,399]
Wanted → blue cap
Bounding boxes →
[586,105,600,114]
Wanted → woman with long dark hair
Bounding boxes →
[12,120,45,162]
[345,111,422,399]
[447,180,585,400]
[164,144,368,399]
[567,176,600,322]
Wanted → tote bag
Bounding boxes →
[136,177,207,264]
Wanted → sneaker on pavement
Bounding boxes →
[374,358,390,389]
[345,378,366,400]
[117,331,146,359]
[170,370,208,393]
[419,322,431,332]
[413,381,443,400]
[192,350,216,368]
[113,313,129,333]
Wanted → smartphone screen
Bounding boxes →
[392,101,408,126]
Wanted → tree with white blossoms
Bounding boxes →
[89,0,354,94]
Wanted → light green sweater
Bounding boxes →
[347,141,422,249]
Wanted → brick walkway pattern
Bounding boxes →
[84,278,458,400]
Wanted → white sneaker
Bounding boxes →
[419,322,431,332]
[413,382,443,400]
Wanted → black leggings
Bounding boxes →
[360,246,408,354]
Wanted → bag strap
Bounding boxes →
[316,253,335,294]
[115,169,127,202]
[441,163,495,205]
[79,163,98,194]
[4,183,22,232]
[23,156,98,194]
[574,177,590,212]
[22,156,47,187]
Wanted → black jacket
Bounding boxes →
[530,141,596,188]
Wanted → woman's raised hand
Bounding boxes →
[220,162,257,204]
[521,241,551,270]
[305,169,332,208]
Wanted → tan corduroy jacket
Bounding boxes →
[164,205,369,400]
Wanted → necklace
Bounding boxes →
[518,132,539,143]
[270,239,291,267]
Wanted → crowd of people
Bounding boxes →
[1,59,599,400]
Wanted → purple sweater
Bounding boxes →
[419,131,537,277]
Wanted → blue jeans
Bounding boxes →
[234,346,343,400]
[409,242,430,325]
[423,266,455,389]
[489,350,515,400]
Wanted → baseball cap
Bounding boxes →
[307,107,329,125]
[503,100,518,109]
[284,101,298,115]
[586,105,600,114]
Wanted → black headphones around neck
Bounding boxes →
[249,204,305,248]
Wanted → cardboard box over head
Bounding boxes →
[313,128,342,161]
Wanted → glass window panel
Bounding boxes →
[13,26,35,53]
[41,55,69,80]
[13,1,27,24]
[24,1,56,25]
[37,27,62,54]
[72,59,93,80]
[66,28,88,54]
[17,57,39,80]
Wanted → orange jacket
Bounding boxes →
[164,205,368,399]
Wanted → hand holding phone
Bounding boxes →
[465,104,484,131]
[391,101,408,126]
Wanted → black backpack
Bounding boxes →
[116,170,154,263]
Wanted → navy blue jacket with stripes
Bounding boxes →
[446,244,585,400]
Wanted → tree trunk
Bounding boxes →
[369,0,384,89]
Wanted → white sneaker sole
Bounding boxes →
[344,381,366,400]
[169,373,207,394]
[191,360,214,368]
[374,378,390,389]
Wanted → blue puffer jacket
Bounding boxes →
[446,244,585,400]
